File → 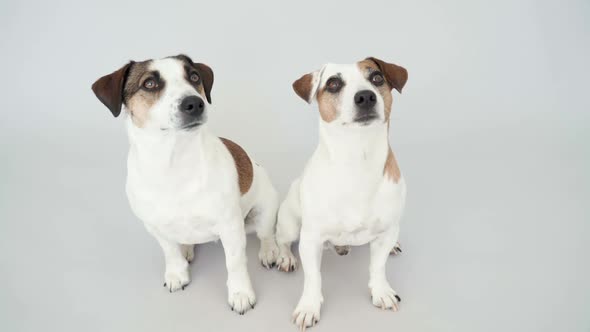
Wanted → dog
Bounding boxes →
[91,55,280,315]
[275,57,408,329]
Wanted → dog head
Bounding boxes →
[292,57,407,126]
[92,55,214,131]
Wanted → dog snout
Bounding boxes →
[354,90,377,110]
[179,95,205,117]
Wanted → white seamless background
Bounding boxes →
[0,0,588,331]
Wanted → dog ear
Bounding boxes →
[366,57,408,93]
[292,66,325,104]
[91,62,134,117]
[194,63,214,104]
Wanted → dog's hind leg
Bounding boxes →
[275,178,301,272]
[390,242,402,255]
[181,244,195,263]
[250,166,280,269]
[333,245,351,256]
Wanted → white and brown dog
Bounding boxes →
[91,55,280,314]
[275,57,408,329]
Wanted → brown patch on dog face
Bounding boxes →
[292,67,340,122]
[172,54,214,103]
[182,67,207,102]
[316,86,340,123]
[357,59,393,122]
[220,138,253,195]
[121,61,167,128]
[365,57,408,94]
[197,84,205,97]
[126,90,162,127]
[383,146,401,183]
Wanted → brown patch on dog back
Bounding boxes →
[220,138,253,195]
[358,59,393,122]
[383,146,401,183]
[316,87,339,123]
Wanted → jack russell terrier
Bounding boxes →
[91,55,280,315]
[275,57,408,329]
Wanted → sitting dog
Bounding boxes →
[91,55,280,314]
[275,57,408,329]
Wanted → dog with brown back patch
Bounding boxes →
[275,57,408,329]
[91,55,281,315]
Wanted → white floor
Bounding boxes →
[1,125,588,331]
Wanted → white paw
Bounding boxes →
[333,245,351,256]
[182,244,195,263]
[277,245,298,272]
[371,284,401,311]
[164,269,191,293]
[292,298,322,330]
[259,238,279,269]
[228,289,257,315]
[390,242,402,255]
[163,268,190,292]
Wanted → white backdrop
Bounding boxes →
[1,0,589,331]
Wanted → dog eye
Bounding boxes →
[371,73,385,86]
[326,77,343,93]
[189,72,200,83]
[143,78,158,90]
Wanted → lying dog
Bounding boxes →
[276,57,408,329]
[91,55,280,314]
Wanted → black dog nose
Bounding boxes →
[354,90,377,109]
[179,95,205,116]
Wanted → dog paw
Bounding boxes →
[182,244,195,263]
[228,290,257,315]
[277,246,298,272]
[371,285,401,311]
[334,245,351,256]
[163,268,190,292]
[390,242,402,255]
[259,238,279,269]
[292,298,322,330]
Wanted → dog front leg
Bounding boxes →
[148,230,190,292]
[219,219,256,315]
[292,230,323,329]
[369,225,401,311]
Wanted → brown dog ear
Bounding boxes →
[293,73,314,103]
[366,57,408,93]
[91,62,134,117]
[292,65,326,104]
[194,63,214,104]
